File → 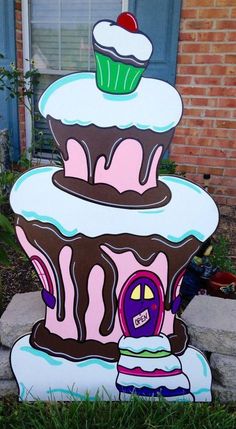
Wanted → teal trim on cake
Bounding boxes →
[95,52,145,94]
[167,231,205,243]
[77,359,116,370]
[14,167,54,191]
[20,346,62,366]
[46,389,96,400]
[39,73,94,116]
[163,176,202,194]
[21,211,78,237]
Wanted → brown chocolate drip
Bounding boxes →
[93,41,148,68]
[48,116,175,186]
[52,171,171,209]
[70,256,89,342]
[27,225,66,322]
[30,320,119,362]
[168,318,189,356]
[17,215,201,361]
[99,251,118,336]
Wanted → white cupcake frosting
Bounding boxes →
[10,167,219,243]
[39,72,183,133]
[93,20,153,62]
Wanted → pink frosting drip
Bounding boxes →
[95,139,162,193]
[64,138,162,194]
[64,138,88,180]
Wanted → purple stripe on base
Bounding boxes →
[116,383,190,398]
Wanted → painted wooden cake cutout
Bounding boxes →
[10,13,219,402]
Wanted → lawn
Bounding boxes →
[0,398,236,429]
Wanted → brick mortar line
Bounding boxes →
[173,144,236,150]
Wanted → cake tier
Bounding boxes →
[39,73,182,194]
[10,167,219,361]
[116,334,190,398]
[11,335,210,402]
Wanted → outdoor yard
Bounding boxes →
[0,396,236,429]
[0,0,236,426]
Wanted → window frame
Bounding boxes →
[22,0,128,156]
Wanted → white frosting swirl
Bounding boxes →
[119,334,171,353]
[10,167,219,242]
[39,73,183,133]
[93,20,153,62]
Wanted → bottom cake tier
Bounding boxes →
[11,334,212,402]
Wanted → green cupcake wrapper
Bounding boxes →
[94,52,145,94]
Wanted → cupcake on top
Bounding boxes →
[93,12,153,94]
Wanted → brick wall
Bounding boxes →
[15,0,26,152]
[172,0,236,206]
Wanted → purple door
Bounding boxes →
[119,271,164,337]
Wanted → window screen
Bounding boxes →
[29,0,123,158]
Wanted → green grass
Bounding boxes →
[0,397,236,429]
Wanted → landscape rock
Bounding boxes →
[181,295,236,355]
[212,382,236,403]
[0,292,44,348]
[0,347,13,379]
[0,379,18,397]
[210,353,236,388]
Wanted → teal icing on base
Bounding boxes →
[167,230,205,243]
[19,382,27,401]
[14,167,54,191]
[21,211,78,237]
[46,388,96,400]
[196,353,209,378]
[76,359,116,370]
[103,92,138,102]
[20,346,62,366]
[163,176,202,194]
[193,388,210,395]
[139,209,165,215]
[39,72,94,116]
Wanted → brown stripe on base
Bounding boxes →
[53,171,171,209]
[30,320,120,362]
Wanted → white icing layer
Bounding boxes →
[118,354,181,373]
[39,72,182,133]
[119,334,170,353]
[10,167,219,242]
[93,20,153,61]
[116,373,189,390]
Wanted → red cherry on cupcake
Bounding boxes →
[117,12,138,32]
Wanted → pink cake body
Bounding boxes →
[64,138,163,194]
[15,210,197,363]
[16,224,177,344]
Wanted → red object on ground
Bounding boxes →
[208,271,236,299]
[117,12,138,32]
